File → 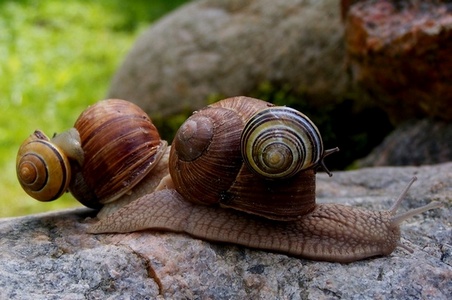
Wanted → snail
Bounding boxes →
[169,97,339,220]
[16,99,167,208]
[17,96,442,263]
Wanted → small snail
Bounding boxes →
[16,129,83,202]
[16,99,167,208]
[17,96,442,262]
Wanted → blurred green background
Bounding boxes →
[0,0,188,217]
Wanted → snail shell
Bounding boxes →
[16,130,73,201]
[17,99,167,208]
[241,106,325,179]
[71,99,166,205]
[169,96,336,221]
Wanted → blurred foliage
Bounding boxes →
[0,0,188,217]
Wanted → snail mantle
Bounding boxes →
[2,163,451,299]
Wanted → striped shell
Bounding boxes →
[16,130,72,201]
[72,99,166,205]
[241,106,324,179]
[169,96,331,221]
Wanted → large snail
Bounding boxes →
[16,96,442,263]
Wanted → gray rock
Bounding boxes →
[1,163,451,299]
[0,210,159,299]
[107,0,346,118]
[357,119,452,167]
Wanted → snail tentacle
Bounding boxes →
[388,176,443,225]
[317,147,340,176]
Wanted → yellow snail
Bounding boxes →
[16,96,442,263]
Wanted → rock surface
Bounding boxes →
[345,0,452,123]
[1,163,451,299]
[357,119,452,167]
[107,0,346,118]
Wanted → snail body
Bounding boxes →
[88,175,441,263]
[17,96,442,262]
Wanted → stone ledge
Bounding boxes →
[1,163,451,299]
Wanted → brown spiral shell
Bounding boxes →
[72,99,165,205]
[169,96,319,221]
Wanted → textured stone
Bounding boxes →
[357,119,452,167]
[1,163,451,299]
[0,210,159,299]
[345,0,452,123]
[107,0,346,118]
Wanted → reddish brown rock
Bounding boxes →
[345,0,452,123]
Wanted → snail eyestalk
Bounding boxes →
[391,201,443,226]
[318,147,340,177]
[389,176,443,225]
[387,176,443,252]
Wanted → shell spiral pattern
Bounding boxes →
[241,106,324,179]
[16,131,71,201]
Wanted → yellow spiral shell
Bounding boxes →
[16,131,72,201]
[241,106,324,179]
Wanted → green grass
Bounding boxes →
[0,0,188,217]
